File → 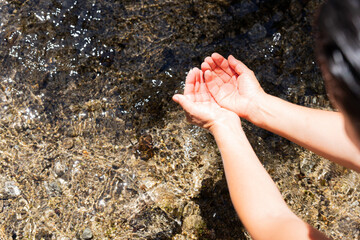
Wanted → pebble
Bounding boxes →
[44,181,62,197]
[0,176,21,199]
[248,23,267,41]
[82,228,93,240]
[62,138,74,149]
[300,158,316,177]
[54,161,67,177]
[182,215,205,232]
[5,181,21,198]
[290,0,302,20]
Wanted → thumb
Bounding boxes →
[172,94,194,113]
[228,55,251,75]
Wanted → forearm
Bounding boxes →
[211,122,291,226]
[210,122,329,240]
[250,93,360,171]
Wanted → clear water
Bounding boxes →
[1,0,359,239]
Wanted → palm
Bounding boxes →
[174,68,238,130]
[205,72,242,110]
[201,53,263,119]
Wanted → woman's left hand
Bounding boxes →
[172,67,240,132]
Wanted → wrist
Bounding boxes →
[209,117,244,137]
[246,92,273,128]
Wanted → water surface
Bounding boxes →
[1,0,360,239]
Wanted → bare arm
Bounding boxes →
[173,68,330,240]
[209,120,330,240]
[253,93,360,171]
[202,53,360,171]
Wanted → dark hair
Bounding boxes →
[316,0,360,140]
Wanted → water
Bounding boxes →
[1,0,360,239]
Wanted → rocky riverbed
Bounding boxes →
[1,0,360,239]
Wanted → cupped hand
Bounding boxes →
[172,67,239,132]
[201,53,265,121]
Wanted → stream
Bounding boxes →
[1,0,360,239]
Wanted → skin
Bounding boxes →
[172,67,239,130]
[201,53,360,172]
[172,67,330,240]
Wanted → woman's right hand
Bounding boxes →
[172,67,240,133]
[201,53,267,124]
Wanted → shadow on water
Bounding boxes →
[195,177,247,240]
[3,0,360,239]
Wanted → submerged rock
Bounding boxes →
[248,23,267,41]
[0,176,21,200]
[81,228,93,240]
[182,215,206,238]
[44,181,62,197]
[54,161,67,177]
[135,133,154,160]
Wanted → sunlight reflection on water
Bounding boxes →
[1,0,358,239]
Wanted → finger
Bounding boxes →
[184,68,196,96]
[172,94,195,114]
[199,68,205,84]
[204,70,220,97]
[211,53,235,82]
[193,68,201,93]
[211,53,237,79]
[204,56,217,70]
[228,55,252,75]
[194,68,205,102]
[199,70,216,102]
[206,72,232,103]
[201,62,211,72]
[205,69,225,87]
[199,71,211,102]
